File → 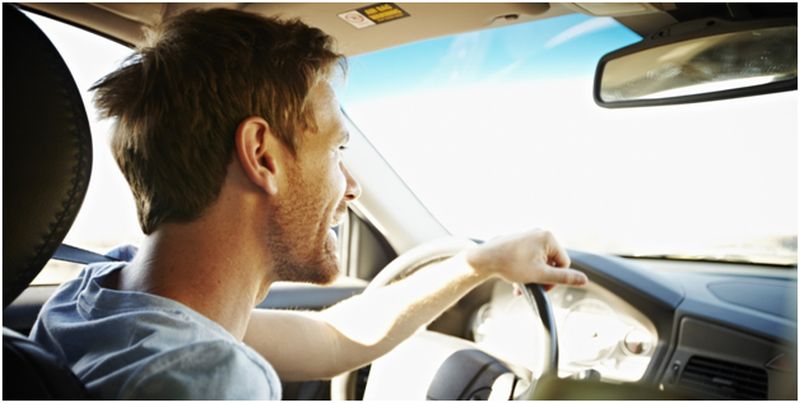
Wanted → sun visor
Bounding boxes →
[244,3,552,56]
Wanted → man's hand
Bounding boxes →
[464,229,588,287]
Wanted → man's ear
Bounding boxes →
[234,116,283,195]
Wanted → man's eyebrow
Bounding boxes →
[341,130,350,144]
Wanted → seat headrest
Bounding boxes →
[3,5,93,307]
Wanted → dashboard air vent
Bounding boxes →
[679,356,768,399]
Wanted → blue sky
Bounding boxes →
[341,14,641,105]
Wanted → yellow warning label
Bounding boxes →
[339,3,409,29]
[361,3,408,23]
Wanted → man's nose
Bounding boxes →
[342,162,361,201]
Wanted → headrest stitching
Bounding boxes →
[11,42,92,289]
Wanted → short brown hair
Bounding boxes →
[92,8,343,234]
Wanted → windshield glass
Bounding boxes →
[341,14,798,265]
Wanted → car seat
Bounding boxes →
[3,3,92,398]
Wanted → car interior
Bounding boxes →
[3,2,797,400]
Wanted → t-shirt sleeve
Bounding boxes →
[117,340,280,400]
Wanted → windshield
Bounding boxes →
[341,14,798,265]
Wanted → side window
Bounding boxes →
[26,12,142,285]
[342,209,397,281]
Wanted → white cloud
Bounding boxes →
[545,17,617,49]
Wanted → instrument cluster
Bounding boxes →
[470,281,658,382]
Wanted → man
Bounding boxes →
[31,8,587,399]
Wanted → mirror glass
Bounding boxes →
[599,26,797,103]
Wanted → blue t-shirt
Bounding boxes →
[30,262,282,399]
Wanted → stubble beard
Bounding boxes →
[267,186,340,285]
[271,226,339,285]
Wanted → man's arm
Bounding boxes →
[243,229,587,381]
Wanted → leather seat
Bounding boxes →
[3,4,92,399]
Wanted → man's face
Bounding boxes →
[268,81,361,284]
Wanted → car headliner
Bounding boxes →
[22,2,680,55]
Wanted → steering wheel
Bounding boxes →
[330,237,560,400]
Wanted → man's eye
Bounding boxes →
[338,145,348,151]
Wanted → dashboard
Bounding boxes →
[451,251,797,399]
[364,250,796,400]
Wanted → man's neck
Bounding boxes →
[118,214,274,340]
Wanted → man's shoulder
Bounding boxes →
[117,339,280,399]
[31,261,282,399]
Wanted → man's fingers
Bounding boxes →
[537,266,587,286]
[542,232,571,268]
[547,250,570,269]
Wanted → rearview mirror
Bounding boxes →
[595,18,797,108]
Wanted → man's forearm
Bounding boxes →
[243,252,489,381]
[314,252,489,374]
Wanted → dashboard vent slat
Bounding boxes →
[679,356,768,399]
[681,375,766,397]
[682,366,767,387]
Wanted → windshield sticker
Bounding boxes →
[338,3,409,29]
